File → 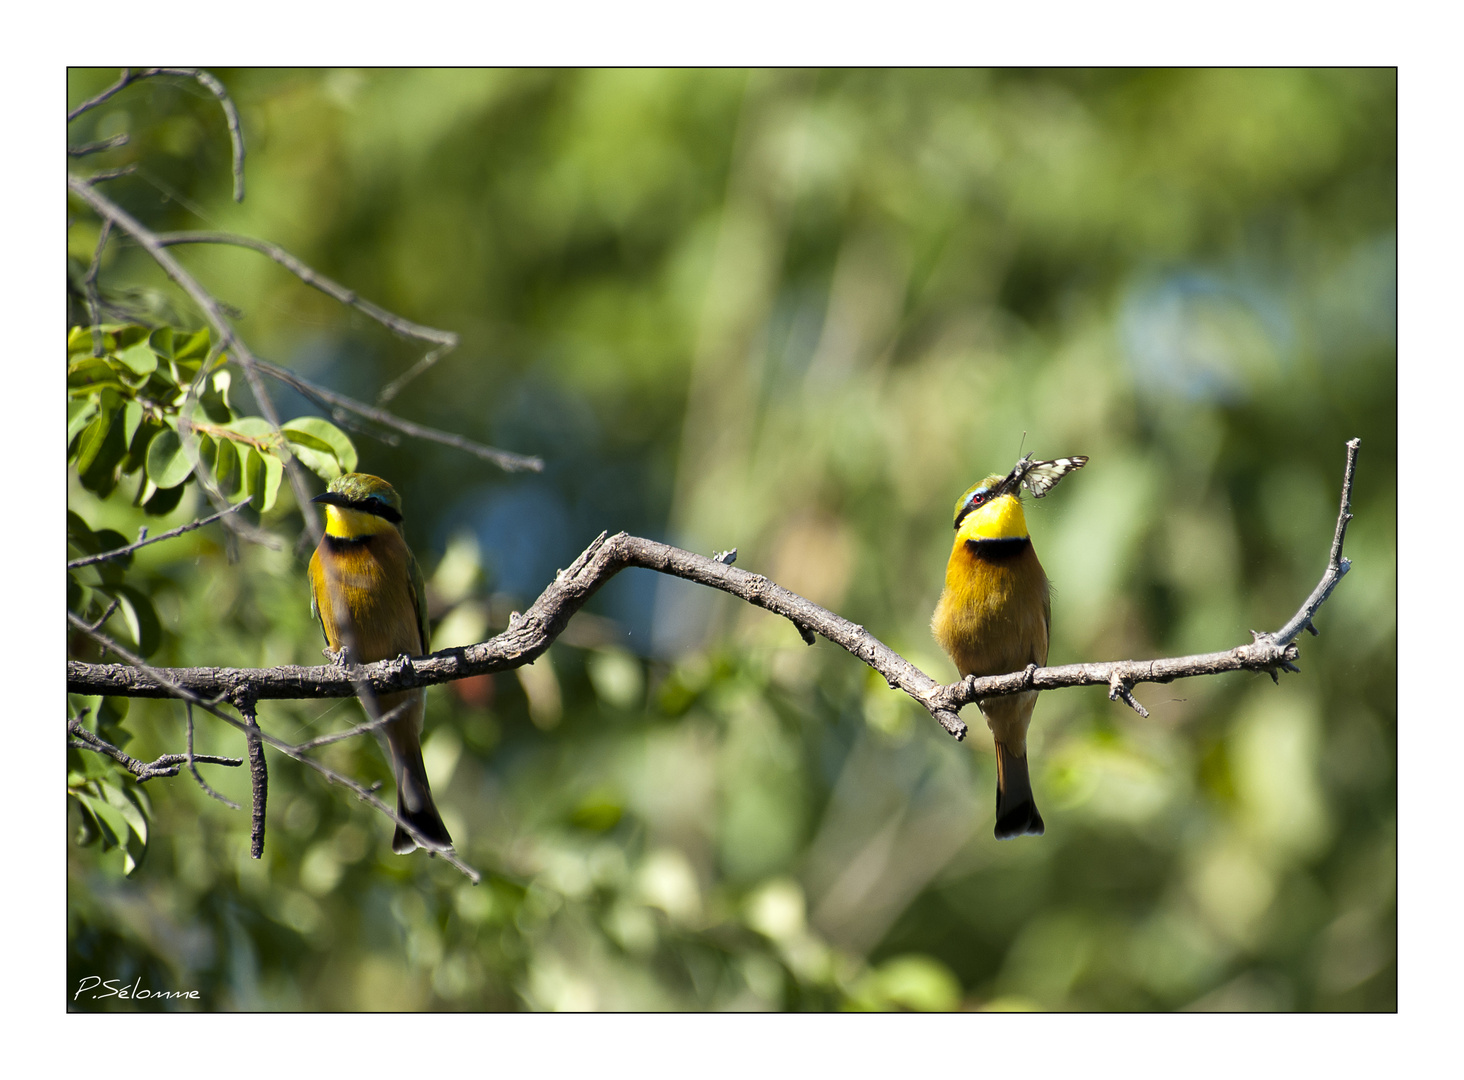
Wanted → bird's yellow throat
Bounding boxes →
[322,503,397,539]
[957,492,1030,544]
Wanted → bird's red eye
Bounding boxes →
[970,492,987,507]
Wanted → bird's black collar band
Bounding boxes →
[965,536,1031,560]
[311,490,403,524]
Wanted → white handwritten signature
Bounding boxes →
[74,976,200,1002]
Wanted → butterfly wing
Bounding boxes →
[1022,456,1089,498]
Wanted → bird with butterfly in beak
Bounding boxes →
[932,453,1087,839]
[308,472,453,854]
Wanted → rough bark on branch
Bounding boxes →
[68,438,1359,743]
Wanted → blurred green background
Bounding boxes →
[66,68,1395,1011]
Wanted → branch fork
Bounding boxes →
[69,437,1360,758]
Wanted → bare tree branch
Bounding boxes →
[67,498,252,569]
[65,438,1362,744]
[68,68,246,203]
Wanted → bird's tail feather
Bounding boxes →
[390,741,453,854]
[994,740,1045,840]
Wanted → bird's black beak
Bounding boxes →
[311,491,351,508]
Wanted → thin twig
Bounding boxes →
[154,228,461,408]
[237,693,268,859]
[68,68,246,203]
[67,69,138,122]
[84,597,121,634]
[1107,673,1150,718]
[68,715,243,783]
[69,133,131,156]
[154,231,457,354]
[67,499,252,569]
[292,699,413,752]
[376,344,449,405]
[253,356,544,473]
[1268,438,1361,646]
[65,614,482,883]
[85,220,113,358]
[77,165,137,185]
[186,702,241,808]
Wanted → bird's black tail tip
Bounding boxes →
[994,800,1045,841]
[392,808,454,855]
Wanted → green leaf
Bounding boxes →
[72,783,148,875]
[88,527,131,583]
[147,326,174,359]
[71,790,126,852]
[223,416,277,441]
[142,481,187,517]
[122,419,161,476]
[72,408,115,474]
[96,696,131,747]
[78,400,129,499]
[114,324,151,350]
[283,415,358,476]
[117,340,158,377]
[111,585,162,657]
[104,781,149,844]
[212,435,239,490]
[68,399,99,444]
[122,399,144,447]
[200,368,233,423]
[68,355,124,395]
[240,447,282,512]
[240,447,265,506]
[67,325,94,355]
[259,451,284,511]
[73,798,101,847]
[144,428,196,489]
[67,511,98,554]
[174,328,211,362]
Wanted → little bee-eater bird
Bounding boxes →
[308,473,453,854]
[932,453,1087,840]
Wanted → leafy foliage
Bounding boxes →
[66,319,357,877]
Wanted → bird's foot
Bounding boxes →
[323,647,349,666]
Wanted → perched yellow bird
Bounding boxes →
[308,472,453,854]
[932,453,1087,840]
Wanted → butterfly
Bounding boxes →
[1006,453,1089,498]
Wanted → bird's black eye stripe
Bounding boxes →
[350,496,402,523]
